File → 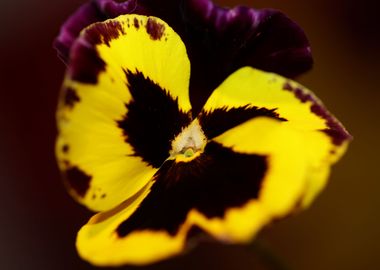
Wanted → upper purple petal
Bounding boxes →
[54,2,105,64]
[181,1,313,112]
[55,0,313,111]
[95,0,148,17]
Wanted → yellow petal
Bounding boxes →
[76,181,190,266]
[56,14,191,211]
[201,67,350,207]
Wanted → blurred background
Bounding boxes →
[0,0,378,269]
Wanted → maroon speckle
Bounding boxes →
[65,167,92,198]
[283,82,293,91]
[322,128,351,146]
[62,144,69,153]
[311,102,352,146]
[146,18,165,40]
[133,18,140,29]
[294,87,314,103]
[63,87,80,108]
[101,194,106,199]
[283,82,312,103]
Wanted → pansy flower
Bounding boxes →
[55,0,351,267]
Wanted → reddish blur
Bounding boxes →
[0,0,378,269]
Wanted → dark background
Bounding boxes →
[0,0,379,269]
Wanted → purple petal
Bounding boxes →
[181,2,313,112]
[54,2,106,64]
[94,0,148,17]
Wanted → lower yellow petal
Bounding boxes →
[76,181,190,266]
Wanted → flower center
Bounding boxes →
[170,119,207,162]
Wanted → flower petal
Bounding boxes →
[202,67,351,206]
[57,14,192,211]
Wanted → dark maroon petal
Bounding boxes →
[94,0,148,17]
[181,2,313,113]
[55,0,313,111]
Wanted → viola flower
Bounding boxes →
[55,1,351,267]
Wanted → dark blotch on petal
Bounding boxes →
[133,17,140,29]
[83,20,125,46]
[68,39,106,84]
[199,105,287,139]
[62,144,70,153]
[64,166,92,198]
[145,17,165,40]
[117,69,191,168]
[116,142,267,237]
[63,87,80,108]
